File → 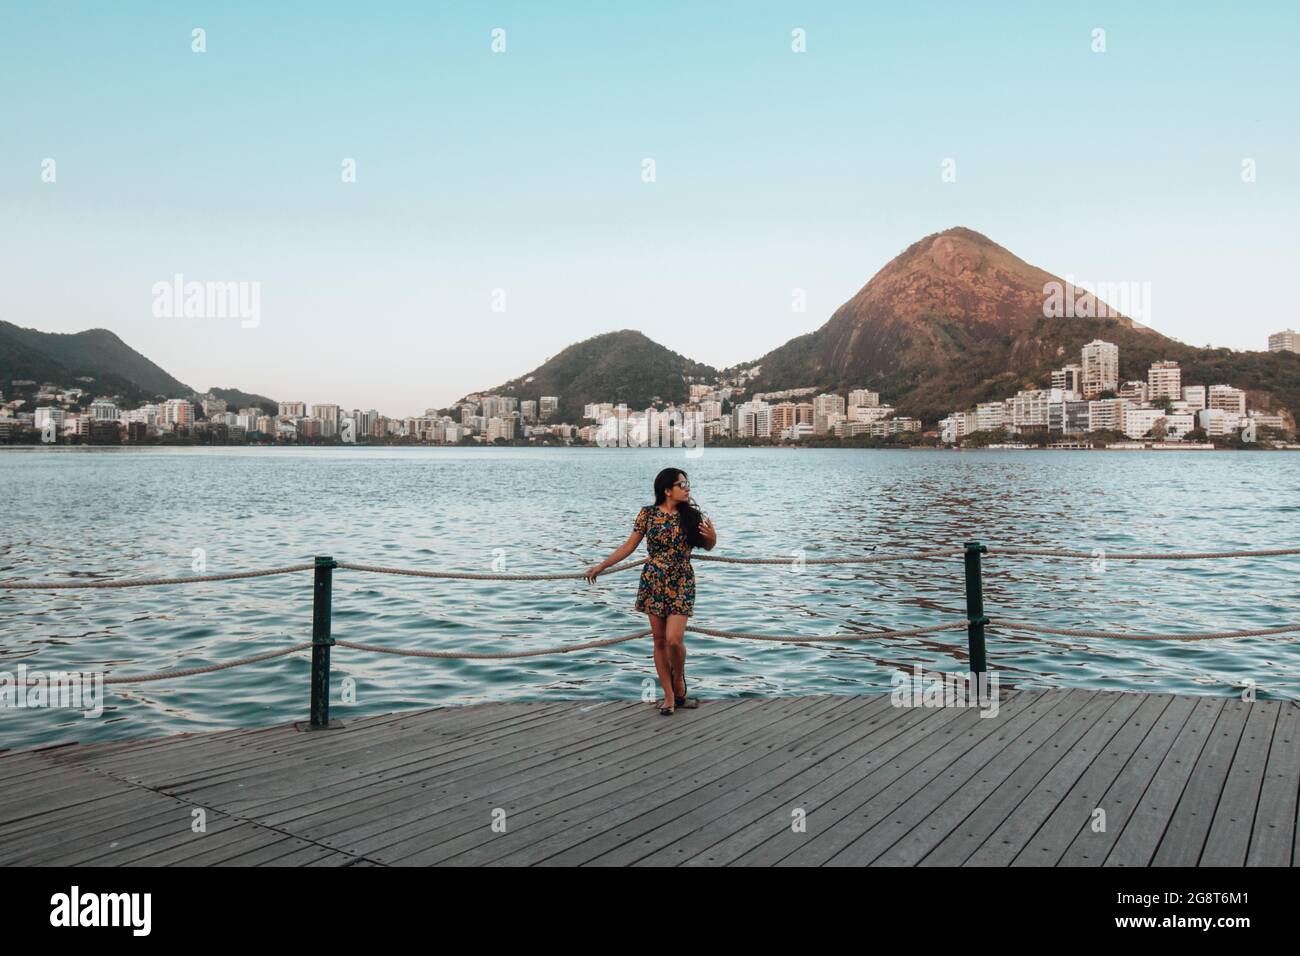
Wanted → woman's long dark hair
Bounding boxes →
[653,468,706,548]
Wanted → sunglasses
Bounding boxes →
[673,480,690,490]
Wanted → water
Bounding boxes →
[2,446,1298,748]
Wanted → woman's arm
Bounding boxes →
[585,530,643,583]
[698,516,717,551]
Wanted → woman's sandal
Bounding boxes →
[659,700,675,716]
[674,667,698,709]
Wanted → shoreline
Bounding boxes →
[2,443,1297,453]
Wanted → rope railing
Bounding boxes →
[6,542,1298,590]
[993,619,1300,642]
[336,629,653,659]
[102,643,313,684]
[692,549,955,566]
[46,614,1300,685]
[84,618,971,683]
[988,546,1300,561]
[0,563,317,590]
[684,621,969,642]
[335,558,647,581]
[4,542,1298,724]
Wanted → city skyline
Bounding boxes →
[9,333,1292,449]
[3,2,1298,413]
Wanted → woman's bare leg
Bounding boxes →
[666,614,688,699]
[648,614,674,708]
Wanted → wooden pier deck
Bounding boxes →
[2,688,1296,866]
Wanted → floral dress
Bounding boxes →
[633,505,695,617]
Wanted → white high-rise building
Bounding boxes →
[89,400,119,421]
[1207,384,1246,415]
[486,417,515,441]
[1088,398,1125,432]
[34,407,65,430]
[312,404,340,437]
[1118,381,1149,403]
[1163,413,1196,440]
[1147,361,1181,402]
[539,396,559,418]
[161,399,194,427]
[125,404,160,426]
[851,404,893,423]
[1051,364,1083,397]
[1268,329,1298,353]
[975,402,1005,432]
[1009,389,1058,430]
[1123,406,1164,439]
[1181,385,1207,410]
[1081,340,1119,399]
[847,389,879,408]
[1048,401,1091,435]
[812,393,845,434]
[1198,408,1243,437]
[733,400,772,438]
[278,401,306,419]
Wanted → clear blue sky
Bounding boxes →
[2,1,1297,415]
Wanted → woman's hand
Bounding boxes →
[584,564,604,584]
[700,516,717,550]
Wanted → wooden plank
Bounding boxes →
[273,698,762,845]
[1151,698,1252,866]
[0,764,130,830]
[1008,693,1177,866]
[925,691,1144,866]
[769,691,1049,866]
[218,835,362,866]
[366,695,847,864]
[1104,695,1225,867]
[226,695,705,825]
[879,689,1115,866]
[0,790,187,865]
[587,695,915,865]
[268,697,808,859]
[255,843,364,866]
[496,695,886,867]
[1056,695,1199,866]
[1200,701,1280,866]
[1247,703,1300,866]
[822,690,1087,866]
[735,695,1031,867]
[41,805,264,866]
[0,788,150,845]
[639,691,1055,868]
[1,691,1291,867]
[42,701,562,795]
[647,694,965,866]
[65,699,581,792]
[118,821,291,866]
[677,696,976,866]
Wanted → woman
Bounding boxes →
[586,468,717,715]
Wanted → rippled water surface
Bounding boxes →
[2,446,1298,748]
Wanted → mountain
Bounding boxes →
[206,386,278,415]
[464,330,718,423]
[0,321,192,397]
[737,227,1300,424]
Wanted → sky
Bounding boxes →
[2,0,1297,416]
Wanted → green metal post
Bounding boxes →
[963,541,988,674]
[309,555,336,729]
